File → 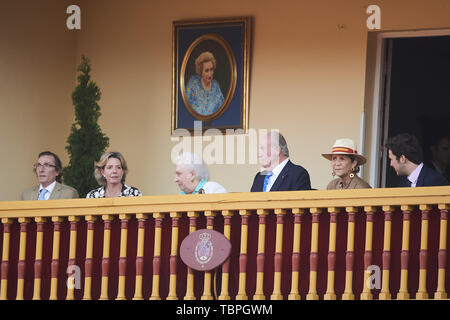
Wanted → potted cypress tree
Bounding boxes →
[63,55,109,197]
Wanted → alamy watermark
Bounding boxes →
[366,264,381,290]
[67,265,81,290]
[171,121,280,166]
[366,5,381,30]
[66,5,81,30]
[65,5,381,33]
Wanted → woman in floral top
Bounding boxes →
[186,51,224,116]
[86,151,142,198]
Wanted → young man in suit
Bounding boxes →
[21,151,79,200]
[250,131,311,192]
[385,133,448,187]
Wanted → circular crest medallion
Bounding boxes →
[180,229,231,271]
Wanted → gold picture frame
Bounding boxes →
[172,17,251,134]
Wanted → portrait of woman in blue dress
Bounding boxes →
[186,51,224,116]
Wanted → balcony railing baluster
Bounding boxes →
[253,209,268,300]
[361,206,376,300]
[342,207,357,300]
[379,206,394,300]
[1,218,13,300]
[435,204,449,299]
[32,217,46,300]
[82,216,96,300]
[100,215,113,300]
[167,212,181,300]
[116,214,130,300]
[236,209,251,300]
[149,213,164,300]
[288,208,304,300]
[416,205,431,299]
[324,207,338,300]
[50,216,64,300]
[66,216,79,300]
[184,211,198,300]
[16,217,29,300]
[201,211,215,300]
[218,210,233,300]
[271,209,286,300]
[398,205,413,300]
[306,208,321,300]
[133,213,148,300]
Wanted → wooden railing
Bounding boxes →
[0,187,449,300]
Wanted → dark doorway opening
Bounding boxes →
[382,35,450,187]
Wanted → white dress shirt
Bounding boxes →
[39,181,57,200]
[264,158,289,192]
[407,163,423,187]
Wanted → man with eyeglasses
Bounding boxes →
[21,151,79,200]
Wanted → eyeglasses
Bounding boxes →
[33,163,57,170]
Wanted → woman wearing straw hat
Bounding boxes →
[322,138,371,190]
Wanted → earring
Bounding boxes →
[332,171,335,177]
[349,167,355,179]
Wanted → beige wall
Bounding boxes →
[2,0,450,200]
[0,1,76,201]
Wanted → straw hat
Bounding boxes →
[322,138,367,165]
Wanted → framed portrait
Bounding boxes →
[172,17,251,134]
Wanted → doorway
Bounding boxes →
[378,34,450,187]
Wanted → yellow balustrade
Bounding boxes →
[167,212,181,300]
[83,215,96,300]
[184,211,198,300]
[306,208,321,300]
[236,209,251,300]
[50,216,64,300]
[16,217,30,300]
[416,205,431,299]
[379,206,394,300]
[361,206,376,300]
[397,205,413,300]
[149,212,165,300]
[66,216,79,300]
[201,211,216,300]
[253,209,269,300]
[32,217,46,300]
[271,208,286,300]
[1,218,13,300]
[342,206,357,300]
[288,208,304,300]
[435,204,448,299]
[218,210,233,300]
[133,213,148,300]
[116,214,130,300]
[324,207,339,300]
[99,215,113,300]
[0,187,449,301]
[184,211,199,300]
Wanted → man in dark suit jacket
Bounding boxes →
[251,131,311,192]
[386,133,448,187]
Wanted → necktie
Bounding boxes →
[263,172,273,192]
[38,189,49,200]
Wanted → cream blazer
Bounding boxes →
[21,182,79,200]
